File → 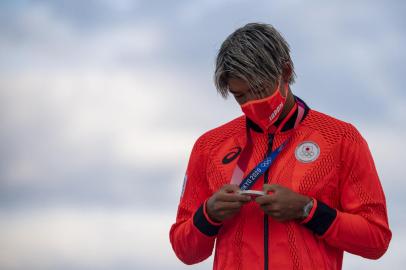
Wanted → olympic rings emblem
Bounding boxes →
[295,141,320,163]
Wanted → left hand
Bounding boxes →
[255,184,311,222]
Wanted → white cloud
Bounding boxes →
[343,226,406,270]
[99,0,140,12]
[0,207,213,270]
[0,3,165,70]
[0,207,403,270]
[279,0,405,124]
[0,67,232,189]
[357,124,406,190]
[176,0,248,23]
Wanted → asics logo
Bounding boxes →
[222,147,242,164]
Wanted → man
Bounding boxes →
[170,23,391,270]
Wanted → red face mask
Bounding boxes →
[241,82,287,132]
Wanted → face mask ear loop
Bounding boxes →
[281,82,289,98]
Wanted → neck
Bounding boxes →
[277,88,295,123]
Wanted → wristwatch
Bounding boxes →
[302,199,314,218]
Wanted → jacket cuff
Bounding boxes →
[193,201,222,236]
[302,200,337,236]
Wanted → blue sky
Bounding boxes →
[0,0,405,269]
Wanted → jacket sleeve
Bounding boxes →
[169,135,222,265]
[303,125,392,259]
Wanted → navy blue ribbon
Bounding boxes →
[239,139,290,190]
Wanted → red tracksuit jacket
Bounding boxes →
[170,97,391,270]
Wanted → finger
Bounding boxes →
[221,184,240,193]
[263,184,281,194]
[222,209,241,217]
[220,210,240,220]
[270,210,281,217]
[215,205,244,220]
[269,212,284,221]
[217,192,251,202]
[260,203,280,213]
[215,201,244,211]
[255,194,276,205]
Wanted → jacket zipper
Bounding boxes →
[264,134,274,270]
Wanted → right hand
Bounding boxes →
[206,184,251,223]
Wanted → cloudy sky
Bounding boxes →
[0,0,405,269]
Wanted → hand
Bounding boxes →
[255,184,311,222]
[206,184,251,222]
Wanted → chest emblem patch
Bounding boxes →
[295,141,320,163]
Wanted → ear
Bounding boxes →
[281,61,292,84]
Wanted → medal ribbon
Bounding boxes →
[230,100,306,189]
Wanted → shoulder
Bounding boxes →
[303,109,364,144]
[193,115,245,154]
